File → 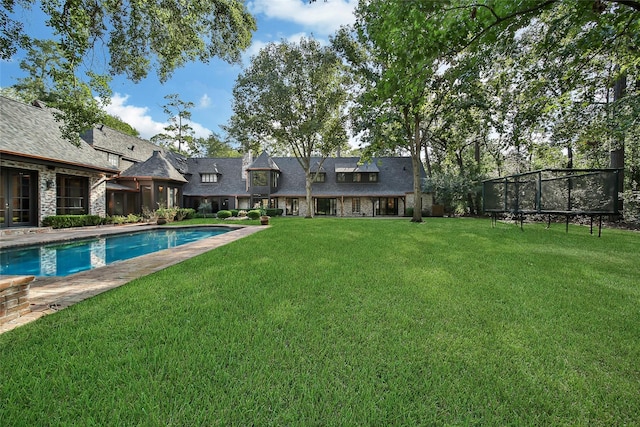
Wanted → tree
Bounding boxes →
[1,0,256,143]
[348,0,474,222]
[228,37,349,218]
[151,94,196,155]
[198,132,241,158]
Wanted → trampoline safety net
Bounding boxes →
[483,169,621,215]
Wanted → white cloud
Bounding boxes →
[248,0,357,35]
[198,94,211,108]
[102,93,165,140]
[102,93,212,140]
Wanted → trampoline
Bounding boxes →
[483,168,622,236]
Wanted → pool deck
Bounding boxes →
[0,223,265,334]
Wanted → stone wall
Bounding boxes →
[0,159,107,225]
[0,276,34,325]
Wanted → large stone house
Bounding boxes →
[0,96,430,228]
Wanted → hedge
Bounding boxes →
[42,215,105,229]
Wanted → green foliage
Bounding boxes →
[2,0,256,143]
[175,208,195,221]
[101,114,139,137]
[247,209,261,220]
[230,209,239,217]
[151,94,196,155]
[216,210,232,219]
[197,132,241,157]
[265,208,283,217]
[42,215,104,228]
[228,36,349,217]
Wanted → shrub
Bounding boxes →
[126,214,141,223]
[265,208,283,217]
[238,210,248,217]
[42,215,105,229]
[217,210,232,219]
[247,210,261,220]
[230,209,239,217]
[175,208,195,221]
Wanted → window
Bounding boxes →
[337,172,346,182]
[107,152,119,167]
[251,170,268,186]
[56,175,88,215]
[201,173,218,183]
[352,198,361,213]
[337,172,378,183]
[368,173,378,182]
[313,172,326,183]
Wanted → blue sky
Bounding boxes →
[0,0,357,140]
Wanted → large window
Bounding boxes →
[251,170,268,186]
[56,175,88,215]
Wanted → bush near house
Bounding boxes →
[42,215,105,229]
[247,210,261,220]
[216,210,232,219]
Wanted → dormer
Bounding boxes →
[200,164,220,183]
[335,161,379,183]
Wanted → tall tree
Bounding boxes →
[349,0,473,222]
[151,94,196,155]
[228,37,349,218]
[1,0,256,143]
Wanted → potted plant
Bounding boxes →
[259,206,270,225]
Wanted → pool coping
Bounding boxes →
[0,223,266,334]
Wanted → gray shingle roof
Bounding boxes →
[0,96,118,172]
[182,157,248,196]
[248,151,281,170]
[119,150,187,182]
[81,125,162,164]
[274,157,419,197]
[182,155,423,198]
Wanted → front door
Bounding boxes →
[0,168,37,227]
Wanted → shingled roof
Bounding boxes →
[182,157,247,196]
[119,150,187,182]
[81,125,161,164]
[274,157,419,197]
[0,96,117,172]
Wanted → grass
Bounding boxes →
[1,217,639,425]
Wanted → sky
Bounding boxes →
[0,0,358,141]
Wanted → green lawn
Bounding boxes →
[1,217,639,425]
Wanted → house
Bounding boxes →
[179,151,430,217]
[0,96,118,228]
[0,96,430,228]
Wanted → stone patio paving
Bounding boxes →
[0,223,265,334]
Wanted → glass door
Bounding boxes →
[1,168,37,227]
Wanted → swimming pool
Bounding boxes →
[0,227,230,277]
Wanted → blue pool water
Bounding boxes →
[0,227,230,277]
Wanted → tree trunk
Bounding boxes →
[411,114,423,222]
[305,171,314,218]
